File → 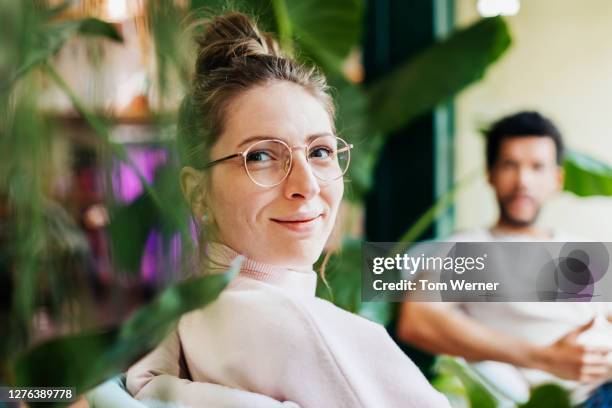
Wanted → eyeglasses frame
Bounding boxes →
[202,135,354,188]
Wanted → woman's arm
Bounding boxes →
[126,329,298,408]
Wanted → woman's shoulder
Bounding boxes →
[176,276,388,350]
[176,278,322,369]
[310,297,389,336]
[179,276,313,331]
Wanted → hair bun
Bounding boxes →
[195,12,281,74]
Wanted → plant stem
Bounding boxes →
[392,169,481,255]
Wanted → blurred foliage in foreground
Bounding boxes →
[2,1,611,406]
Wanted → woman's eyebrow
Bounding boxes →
[237,135,275,148]
[237,132,335,148]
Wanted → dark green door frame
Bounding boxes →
[363,0,455,378]
[364,0,455,243]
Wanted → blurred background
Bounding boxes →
[2,0,612,407]
[454,0,612,240]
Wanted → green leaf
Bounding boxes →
[367,16,511,134]
[108,162,191,274]
[433,356,499,408]
[10,18,122,87]
[286,0,363,73]
[519,384,571,408]
[316,238,392,325]
[332,78,383,201]
[431,372,469,407]
[40,1,73,20]
[13,329,120,396]
[189,0,277,32]
[76,18,123,42]
[393,169,480,254]
[45,65,184,250]
[188,0,362,73]
[564,149,612,197]
[13,261,240,398]
[107,193,156,274]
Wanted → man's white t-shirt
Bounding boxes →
[446,228,612,403]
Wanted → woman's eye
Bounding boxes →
[246,150,274,162]
[309,147,334,159]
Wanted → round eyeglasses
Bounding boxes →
[203,134,353,187]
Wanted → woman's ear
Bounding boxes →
[180,166,207,218]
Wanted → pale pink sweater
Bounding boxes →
[126,244,449,408]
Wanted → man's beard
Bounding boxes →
[498,199,541,227]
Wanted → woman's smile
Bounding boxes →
[270,212,323,234]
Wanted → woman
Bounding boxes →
[127,11,449,408]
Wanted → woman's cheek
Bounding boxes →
[327,182,344,216]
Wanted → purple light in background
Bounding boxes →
[189,217,198,244]
[139,231,185,282]
[140,231,163,282]
[170,233,182,276]
[112,147,168,203]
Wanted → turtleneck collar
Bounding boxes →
[205,242,318,297]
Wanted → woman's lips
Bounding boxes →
[271,215,322,233]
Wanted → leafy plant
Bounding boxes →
[564,149,612,197]
[433,356,572,408]
[5,1,612,405]
[1,1,127,382]
[13,260,239,400]
[1,0,512,397]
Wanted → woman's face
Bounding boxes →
[199,81,343,268]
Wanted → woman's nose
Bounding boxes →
[283,153,320,200]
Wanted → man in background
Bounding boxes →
[397,111,612,406]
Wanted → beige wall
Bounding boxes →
[453,0,612,240]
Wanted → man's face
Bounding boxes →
[488,136,563,227]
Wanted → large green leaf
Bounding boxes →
[332,78,383,201]
[431,372,469,407]
[13,261,240,399]
[433,356,499,408]
[519,384,571,408]
[190,0,362,73]
[107,193,157,274]
[434,358,572,408]
[286,0,363,73]
[316,238,392,325]
[564,149,612,197]
[189,0,277,32]
[9,17,122,87]
[0,0,24,95]
[108,162,191,275]
[368,16,511,134]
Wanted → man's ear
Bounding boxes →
[180,166,207,218]
[556,165,565,192]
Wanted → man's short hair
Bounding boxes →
[484,111,564,169]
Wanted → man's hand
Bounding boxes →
[531,319,612,383]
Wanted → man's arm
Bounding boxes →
[397,302,611,383]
